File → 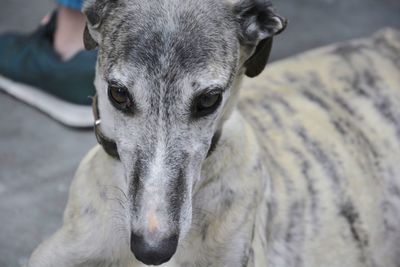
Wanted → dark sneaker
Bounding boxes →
[0,12,97,128]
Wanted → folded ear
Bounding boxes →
[234,0,287,77]
[82,0,116,50]
[83,24,98,50]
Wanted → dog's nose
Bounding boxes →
[130,232,178,265]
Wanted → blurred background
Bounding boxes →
[0,0,399,266]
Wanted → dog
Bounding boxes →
[27,0,400,266]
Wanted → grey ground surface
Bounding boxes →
[0,0,399,266]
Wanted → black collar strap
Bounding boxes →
[92,95,220,160]
[92,94,120,160]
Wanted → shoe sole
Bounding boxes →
[0,74,93,128]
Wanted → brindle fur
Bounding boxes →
[27,0,400,266]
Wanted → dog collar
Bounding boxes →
[92,95,220,160]
[92,94,120,160]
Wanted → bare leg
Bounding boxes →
[54,6,86,61]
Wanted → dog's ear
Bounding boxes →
[83,24,98,50]
[234,0,287,77]
[82,0,116,50]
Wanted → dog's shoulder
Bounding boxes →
[63,145,122,225]
[71,145,113,192]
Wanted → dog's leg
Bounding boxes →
[28,227,92,267]
[28,224,133,267]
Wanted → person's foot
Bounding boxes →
[0,11,96,128]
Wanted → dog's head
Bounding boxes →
[83,0,286,265]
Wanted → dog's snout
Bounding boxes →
[130,232,178,265]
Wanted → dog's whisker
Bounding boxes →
[100,184,129,201]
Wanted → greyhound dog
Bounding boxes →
[27,0,400,266]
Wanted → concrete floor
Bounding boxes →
[0,0,399,266]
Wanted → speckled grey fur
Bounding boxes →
[26,0,400,266]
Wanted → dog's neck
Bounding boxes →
[199,108,266,196]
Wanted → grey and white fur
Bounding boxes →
[27,0,400,266]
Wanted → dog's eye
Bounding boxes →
[108,84,134,113]
[192,89,223,118]
[110,86,128,104]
